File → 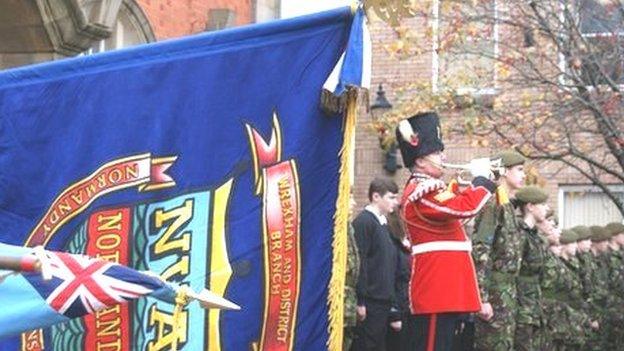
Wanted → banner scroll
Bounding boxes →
[246,113,301,351]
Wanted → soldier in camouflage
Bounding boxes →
[558,229,598,349]
[540,229,593,349]
[472,150,526,351]
[587,225,612,350]
[533,220,560,349]
[513,186,549,351]
[572,225,594,297]
[605,223,624,347]
[573,225,600,349]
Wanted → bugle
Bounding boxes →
[441,158,504,185]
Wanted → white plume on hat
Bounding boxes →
[398,119,415,142]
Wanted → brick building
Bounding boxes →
[352,5,624,228]
[1,0,621,227]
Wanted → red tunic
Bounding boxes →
[401,174,493,315]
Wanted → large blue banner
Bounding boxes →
[0,7,365,351]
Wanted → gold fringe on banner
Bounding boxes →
[327,90,357,351]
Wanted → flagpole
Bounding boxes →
[0,254,40,273]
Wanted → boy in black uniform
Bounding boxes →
[351,177,400,351]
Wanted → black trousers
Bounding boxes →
[350,300,391,351]
[385,316,414,351]
[454,315,474,351]
[411,313,462,351]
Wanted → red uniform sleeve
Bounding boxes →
[413,184,493,221]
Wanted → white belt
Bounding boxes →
[411,240,472,255]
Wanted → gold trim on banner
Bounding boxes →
[207,179,234,351]
[327,92,357,351]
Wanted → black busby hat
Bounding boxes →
[395,112,444,168]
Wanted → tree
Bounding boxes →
[364,0,624,216]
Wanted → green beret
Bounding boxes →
[494,150,525,168]
[560,229,578,244]
[590,226,611,242]
[571,225,592,240]
[515,186,548,204]
[606,222,624,235]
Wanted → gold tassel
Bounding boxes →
[327,90,357,351]
[497,185,510,205]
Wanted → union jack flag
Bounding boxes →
[24,251,170,318]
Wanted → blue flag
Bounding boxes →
[0,7,369,351]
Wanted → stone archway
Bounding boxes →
[0,0,154,69]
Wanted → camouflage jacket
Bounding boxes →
[589,253,610,318]
[516,221,546,326]
[607,250,624,303]
[472,196,523,302]
[541,252,590,343]
[560,256,590,312]
[577,251,597,300]
[344,224,360,328]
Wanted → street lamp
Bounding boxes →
[370,84,393,119]
[369,84,400,174]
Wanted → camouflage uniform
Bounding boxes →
[577,251,596,302]
[561,255,593,348]
[514,221,545,351]
[344,224,360,351]
[561,255,588,312]
[540,251,590,350]
[473,193,525,351]
[605,222,624,346]
[588,253,610,350]
[605,249,624,348]
[577,251,601,349]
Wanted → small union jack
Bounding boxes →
[25,251,168,318]
[1,243,239,339]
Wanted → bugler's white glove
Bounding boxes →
[469,158,492,179]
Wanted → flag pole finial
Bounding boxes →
[350,0,360,14]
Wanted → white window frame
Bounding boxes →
[557,0,624,88]
[557,184,624,227]
[431,0,499,95]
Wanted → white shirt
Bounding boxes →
[364,205,388,225]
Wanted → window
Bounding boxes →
[254,0,280,23]
[206,9,237,31]
[558,184,624,227]
[87,1,153,54]
[432,0,498,94]
[578,0,624,85]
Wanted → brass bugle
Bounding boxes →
[441,163,472,186]
[440,162,471,171]
[441,158,503,173]
[440,158,504,185]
